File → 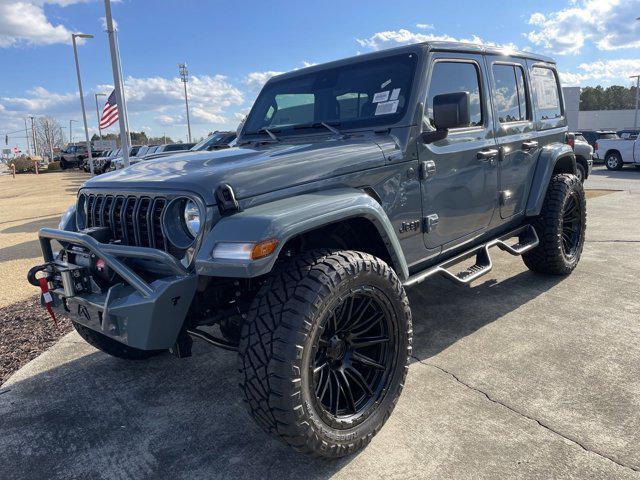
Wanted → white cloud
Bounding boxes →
[560,59,640,86]
[356,28,518,51]
[98,74,244,126]
[415,23,434,30]
[243,71,284,90]
[1,86,76,113]
[0,0,90,48]
[526,0,640,54]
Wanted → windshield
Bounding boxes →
[243,53,417,137]
[192,133,226,150]
[136,146,149,156]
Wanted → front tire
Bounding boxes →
[238,250,412,458]
[605,152,623,170]
[73,322,165,360]
[523,174,586,275]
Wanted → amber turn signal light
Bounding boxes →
[251,239,278,260]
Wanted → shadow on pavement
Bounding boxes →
[0,239,42,262]
[0,267,564,480]
[1,215,60,234]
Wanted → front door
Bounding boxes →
[419,54,498,250]
[485,56,539,219]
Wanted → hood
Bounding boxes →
[82,137,386,205]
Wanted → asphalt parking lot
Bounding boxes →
[0,166,639,479]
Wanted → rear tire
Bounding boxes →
[605,152,623,170]
[575,163,586,183]
[73,322,165,360]
[523,174,586,275]
[238,250,412,458]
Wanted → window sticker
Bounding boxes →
[373,91,390,103]
[375,100,399,115]
[381,79,392,89]
[389,88,401,101]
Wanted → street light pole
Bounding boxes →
[23,118,30,155]
[69,119,77,143]
[72,32,95,175]
[29,116,38,156]
[104,0,130,167]
[179,63,192,143]
[95,93,106,140]
[631,75,640,129]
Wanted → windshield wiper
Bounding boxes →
[240,128,280,146]
[293,122,347,139]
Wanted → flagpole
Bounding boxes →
[104,0,130,167]
[114,30,132,146]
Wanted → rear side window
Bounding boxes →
[492,64,529,123]
[427,61,483,127]
[598,133,618,140]
[531,67,562,120]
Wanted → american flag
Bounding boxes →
[99,90,119,129]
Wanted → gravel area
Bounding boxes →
[0,295,71,386]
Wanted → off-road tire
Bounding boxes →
[60,159,69,170]
[73,322,165,360]
[238,250,412,458]
[575,162,586,183]
[523,174,586,275]
[605,152,623,170]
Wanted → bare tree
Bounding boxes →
[34,116,65,160]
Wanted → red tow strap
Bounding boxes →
[38,277,58,327]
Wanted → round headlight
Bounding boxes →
[183,200,201,237]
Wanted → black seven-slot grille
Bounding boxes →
[84,193,168,251]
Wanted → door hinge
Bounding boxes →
[422,214,439,233]
[419,160,436,180]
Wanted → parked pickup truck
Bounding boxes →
[596,135,640,170]
[28,41,585,458]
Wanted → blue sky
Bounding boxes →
[1,0,640,151]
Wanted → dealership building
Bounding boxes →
[563,87,638,132]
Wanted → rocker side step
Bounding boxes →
[404,224,539,288]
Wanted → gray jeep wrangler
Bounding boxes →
[28,42,586,458]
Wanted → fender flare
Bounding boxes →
[195,188,409,280]
[525,144,575,217]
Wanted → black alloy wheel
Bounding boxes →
[311,288,395,427]
[561,191,582,259]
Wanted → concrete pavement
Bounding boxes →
[1,168,639,479]
[0,171,88,308]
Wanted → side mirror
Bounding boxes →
[433,92,471,130]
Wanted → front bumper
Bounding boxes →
[34,228,197,350]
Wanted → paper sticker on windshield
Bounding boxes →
[375,100,399,115]
[373,91,390,103]
[389,88,401,101]
[381,79,392,89]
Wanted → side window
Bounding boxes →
[531,67,562,120]
[427,61,483,127]
[492,64,529,123]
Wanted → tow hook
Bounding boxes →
[27,264,58,327]
[27,264,50,287]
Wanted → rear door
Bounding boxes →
[485,56,538,219]
[418,53,498,250]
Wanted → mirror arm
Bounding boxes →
[421,128,449,144]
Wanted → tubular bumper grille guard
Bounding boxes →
[38,227,188,298]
